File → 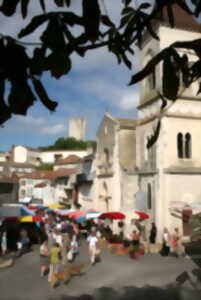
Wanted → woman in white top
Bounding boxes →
[87,231,99,265]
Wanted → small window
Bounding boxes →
[147,183,152,210]
[103,148,110,165]
[177,133,183,158]
[185,133,191,159]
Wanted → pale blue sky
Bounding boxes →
[0,0,143,151]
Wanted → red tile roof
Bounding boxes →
[34,181,47,188]
[20,169,77,180]
[154,4,201,32]
[0,177,18,183]
[55,155,82,165]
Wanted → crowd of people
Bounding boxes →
[0,214,186,278]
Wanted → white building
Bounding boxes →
[94,5,201,241]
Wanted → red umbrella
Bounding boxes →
[99,212,125,220]
[133,211,149,220]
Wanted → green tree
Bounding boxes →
[39,136,96,150]
[1,1,201,126]
[36,163,53,170]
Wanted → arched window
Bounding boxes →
[177,133,183,158]
[147,183,152,209]
[185,133,191,159]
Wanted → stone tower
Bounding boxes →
[136,4,201,241]
[68,118,86,140]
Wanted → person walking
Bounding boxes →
[149,222,157,244]
[1,231,7,256]
[48,242,61,282]
[171,227,181,258]
[17,229,30,257]
[39,239,50,277]
[87,231,100,265]
[160,228,171,257]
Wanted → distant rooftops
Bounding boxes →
[55,155,82,165]
[20,169,78,180]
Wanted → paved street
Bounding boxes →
[0,241,201,300]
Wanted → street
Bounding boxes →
[0,241,200,300]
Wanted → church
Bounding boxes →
[94,6,201,242]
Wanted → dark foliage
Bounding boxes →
[39,137,96,151]
[0,0,201,129]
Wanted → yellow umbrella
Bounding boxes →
[19,216,43,222]
[46,204,65,209]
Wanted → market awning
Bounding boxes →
[133,211,149,220]
[99,212,125,220]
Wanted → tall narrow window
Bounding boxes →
[177,133,183,158]
[103,148,109,165]
[185,133,191,159]
[147,183,152,209]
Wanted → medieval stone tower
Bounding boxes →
[68,118,86,140]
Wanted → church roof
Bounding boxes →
[154,4,201,32]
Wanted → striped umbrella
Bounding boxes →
[76,216,87,223]
[86,211,101,220]
[20,206,35,216]
[19,216,43,222]
[67,210,86,219]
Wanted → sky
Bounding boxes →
[0,0,143,151]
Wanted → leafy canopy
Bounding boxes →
[39,137,96,150]
[1,0,201,128]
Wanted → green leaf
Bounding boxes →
[129,48,170,85]
[147,120,161,149]
[121,52,132,69]
[8,81,36,115]
[82,0,100,41]
[21,0,29,18]
[0,39,29,81]
[41,17,66,51]
[101,15,115,27]
[122,7,134,15]
[39,0,46,12]
[54,0,64,7]
[0,0,20,16]
[125,0,132,6]
[167,5,174,28]
[32,78,57,111]
[62,12,83,26]
[30,47,46,75]
[0,76,11,125]
[18,14,49,38]
[146,21,159,40]
[139,3,151,10]
[162,55,179,100]
[46,51,72,78]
